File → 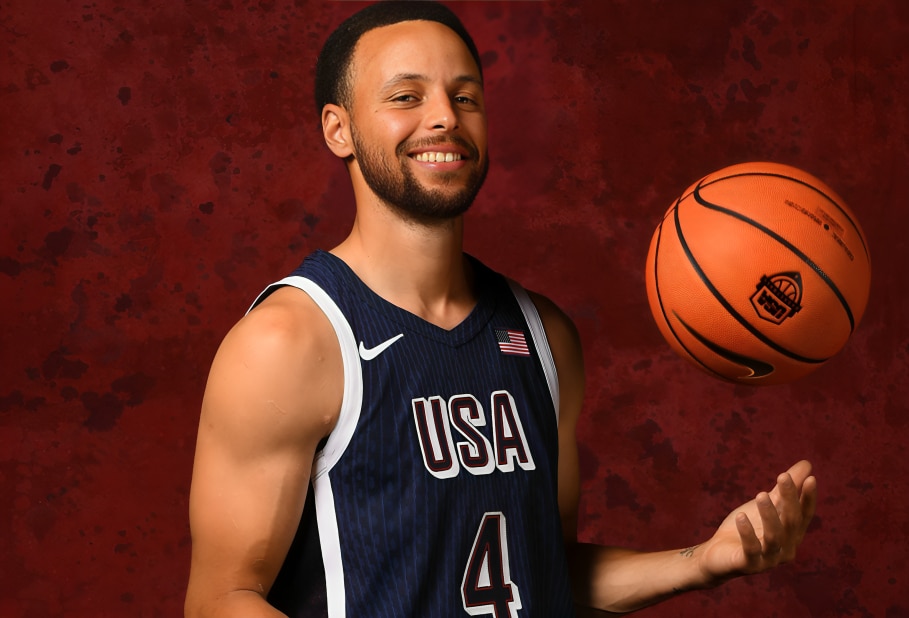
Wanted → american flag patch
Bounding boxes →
[495,329,530,356]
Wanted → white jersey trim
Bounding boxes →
[507,279,560,421]
[249,275,363,617]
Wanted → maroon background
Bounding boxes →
[2,1,907,616]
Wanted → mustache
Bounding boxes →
[397,136,480,160]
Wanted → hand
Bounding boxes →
[697,460,817,583]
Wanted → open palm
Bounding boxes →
[697,460,818,581]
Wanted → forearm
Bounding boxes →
[568,542,716,614]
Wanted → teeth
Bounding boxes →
[414,152,462,162]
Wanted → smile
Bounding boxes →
[412,152,463,163]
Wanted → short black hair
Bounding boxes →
[314,1,483,115]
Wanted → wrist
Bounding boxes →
[689,541,740,591]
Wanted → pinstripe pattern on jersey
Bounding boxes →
[254,251,575,617]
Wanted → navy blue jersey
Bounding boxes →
[252,250,575,617]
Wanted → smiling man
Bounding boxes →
[184,2,817,617]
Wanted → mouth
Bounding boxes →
[403,137,475,166]
[412,151,464,163]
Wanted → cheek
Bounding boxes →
[371,111,418,144]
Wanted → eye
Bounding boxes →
[391,93,419,103]
[454,89,483,108]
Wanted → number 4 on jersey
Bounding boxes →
[461,512,523,617]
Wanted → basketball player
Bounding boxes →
[184,2,817,616]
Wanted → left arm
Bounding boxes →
[566,462,817,614]
[529,291,818,614]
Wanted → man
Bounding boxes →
[185,2,817,616]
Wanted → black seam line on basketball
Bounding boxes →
[674,312,775,379]
[657,217,775,380]
[652,200,731,381]
[696,170,870,262]
[692,177,856,333]
[676,189,828,364]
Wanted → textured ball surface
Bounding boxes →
[645,162,872,385]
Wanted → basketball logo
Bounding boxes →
[751,272,803,324]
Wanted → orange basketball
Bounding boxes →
[645,162,872,385]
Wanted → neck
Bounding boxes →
[331,197,475,330]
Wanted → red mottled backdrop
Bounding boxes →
[2,1,907,616]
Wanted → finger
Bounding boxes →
[756,491,784,555]
[777,472,818,542]
[735,511,762,562]
[772,471,801,519]
[769,461,811,500]
[775,471,798,501]
[800,475,818,527]
[785,460,813,489]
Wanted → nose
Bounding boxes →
[425,93,459,132]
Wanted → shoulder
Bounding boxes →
[237,284,336,351]
[525,290,580,350]
[204,284,344,443]
[225,285,339,381]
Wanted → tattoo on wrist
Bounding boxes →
[679,545,699,558]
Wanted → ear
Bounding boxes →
[322,104,354,159]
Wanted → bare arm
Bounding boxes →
[184,287,342,617]
[530,291,817,614]
[567,460,816,613]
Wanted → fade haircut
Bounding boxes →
[314,0,483,115]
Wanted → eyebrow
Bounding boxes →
[380,73,483,91]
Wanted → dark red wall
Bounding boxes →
[3,1,907,616]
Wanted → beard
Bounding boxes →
[350,126,488,224]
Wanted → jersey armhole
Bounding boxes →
[506,279,560,421]
[248,276,363,479]
[250,277,354,616]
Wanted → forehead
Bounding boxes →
[350,20,482,90]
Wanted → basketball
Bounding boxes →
[644,162,872,385]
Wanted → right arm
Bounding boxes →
[184,287,343,617]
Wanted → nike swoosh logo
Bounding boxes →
[358,334,404,361]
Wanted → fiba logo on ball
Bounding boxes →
[750,272,803,324]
